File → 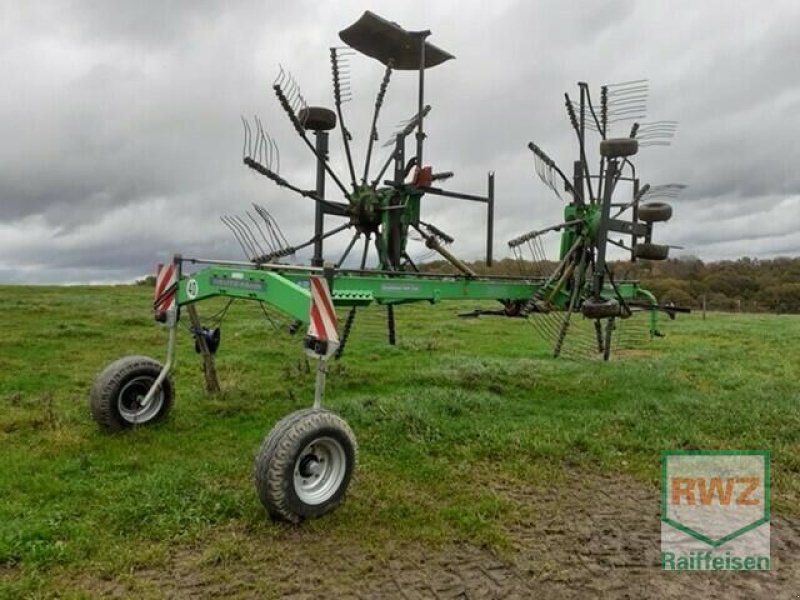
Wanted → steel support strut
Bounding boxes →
[141,255,182,408]
[313,358,327,409]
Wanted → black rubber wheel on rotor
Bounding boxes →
[634,243,670,261]
[582,299,621,319]
[600,137,638,158]
[89,355,174,432]
[254,408,357,523]
[638,201,673,222]
[503,300,523,317]
[298,106,337,132]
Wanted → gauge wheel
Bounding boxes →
[254,408,357,523]
[89,355,173,431]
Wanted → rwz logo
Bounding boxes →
[660,450,770,570]
[670,476,760,507]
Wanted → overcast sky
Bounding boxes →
[1,0,799,283]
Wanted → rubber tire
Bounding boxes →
[582,299,621,319]
[634,243,670,261]
[638,201,672,222]
[254,408,357,523]
[298,106,336,132]
[600,137,638,158]
[89,355,174,432]
[502,300,523,317]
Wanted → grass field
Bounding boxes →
[1,284,799,597]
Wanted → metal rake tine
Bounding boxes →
[258,119,272,170]
[610,115,646,124]
[229,214,259,259]
[241,116,252,160]
[270,209,291,249]
[283,72,296,101]
[224,215,257,259]
[265,131,279,174]
[221,216,252,260]
[641,119,678,126]
[247,211,276,254]
[254,204,291,250]
[331,47,358,187]
[639,124,678,132]
[233,215,266,258]
[608,85,649,96]
[266,130,275,172]
[297,94,309,125]
[263,213,284,253]
[273,65,285,87]
[606,78,648,89]
[252,204,281,250]
[253,115,265,165]
[609,105,648,114]
[255,116,271,168]
[608,96,649,107]
[638,131,676,140]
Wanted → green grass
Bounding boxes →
[1,285,799,596]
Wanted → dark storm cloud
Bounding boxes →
[1,0,799,282]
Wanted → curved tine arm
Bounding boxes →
[331,48,358,187]
[507,219,584,249]
[362,61,393,185]
[419,220,454,245]
[580,84,604,139]
[243,157,312,196]
[528,142,576,196]
[564,92,595,203]
[273,81,350,198]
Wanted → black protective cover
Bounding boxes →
[339,11,454,70]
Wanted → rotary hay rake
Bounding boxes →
[89,11,688,523]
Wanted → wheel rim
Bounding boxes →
[293,436,347,505]
[117,376,164,424]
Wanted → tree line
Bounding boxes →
[418,256,800,314]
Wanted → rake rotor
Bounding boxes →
[226,11,496,354]
[509,80,683,359]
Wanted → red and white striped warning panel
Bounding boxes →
[153,263,177,320]
[307,276,338,343]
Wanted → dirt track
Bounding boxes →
[71,472,800,599]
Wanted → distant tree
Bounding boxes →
[756,283,800,313]
[136,275,157,286]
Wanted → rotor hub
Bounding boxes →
[348,185,387,233]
